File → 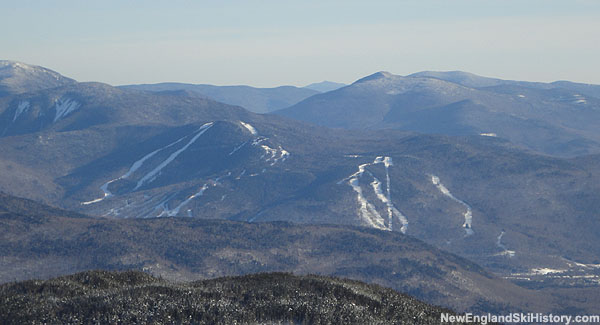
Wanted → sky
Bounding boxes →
[2,0,600,87]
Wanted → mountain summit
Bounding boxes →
[353,71,395,84]
[0,60,75,96]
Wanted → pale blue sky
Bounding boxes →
[2,0,600,86]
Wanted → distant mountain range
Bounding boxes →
[119,82,320,114]
[275,71,600,157]
[304,80,346,92]
[1,60,600,315]
[120,81,346,114]
[411,71,600,99]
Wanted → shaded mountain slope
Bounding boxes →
[0,192,85,219]
[0,194,553,314]
[0,271,467,325]
[0,82,254,138]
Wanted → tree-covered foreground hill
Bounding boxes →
[0,271,473,325]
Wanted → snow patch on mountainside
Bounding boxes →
[572,94,587,104]
[13,101,30,122]
[251,137,267,146]
[240,121,258,135]
[530,268,567,275]
[260,145,289,165]
[253,138,289,166]
[431,175,473,235]
[53,98,80,122]
[562,258,600,270]
[507,259,600,285]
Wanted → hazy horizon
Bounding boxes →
[3,0,600,87]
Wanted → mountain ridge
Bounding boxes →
[304,80,346,92]
[119,82,319,113]
[275,70,600,157]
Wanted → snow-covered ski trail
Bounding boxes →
[134,122,213,190]
[496,231,515,257]
[157,172,231,217]
[340,156,408,233]
[82,122,213,204]
[431,175,473,235]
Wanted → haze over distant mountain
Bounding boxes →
[411,71,600,99]
[0,61,75,97]
[304,80,346,92]
[275,71,600,157]
[120,82,319,113]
